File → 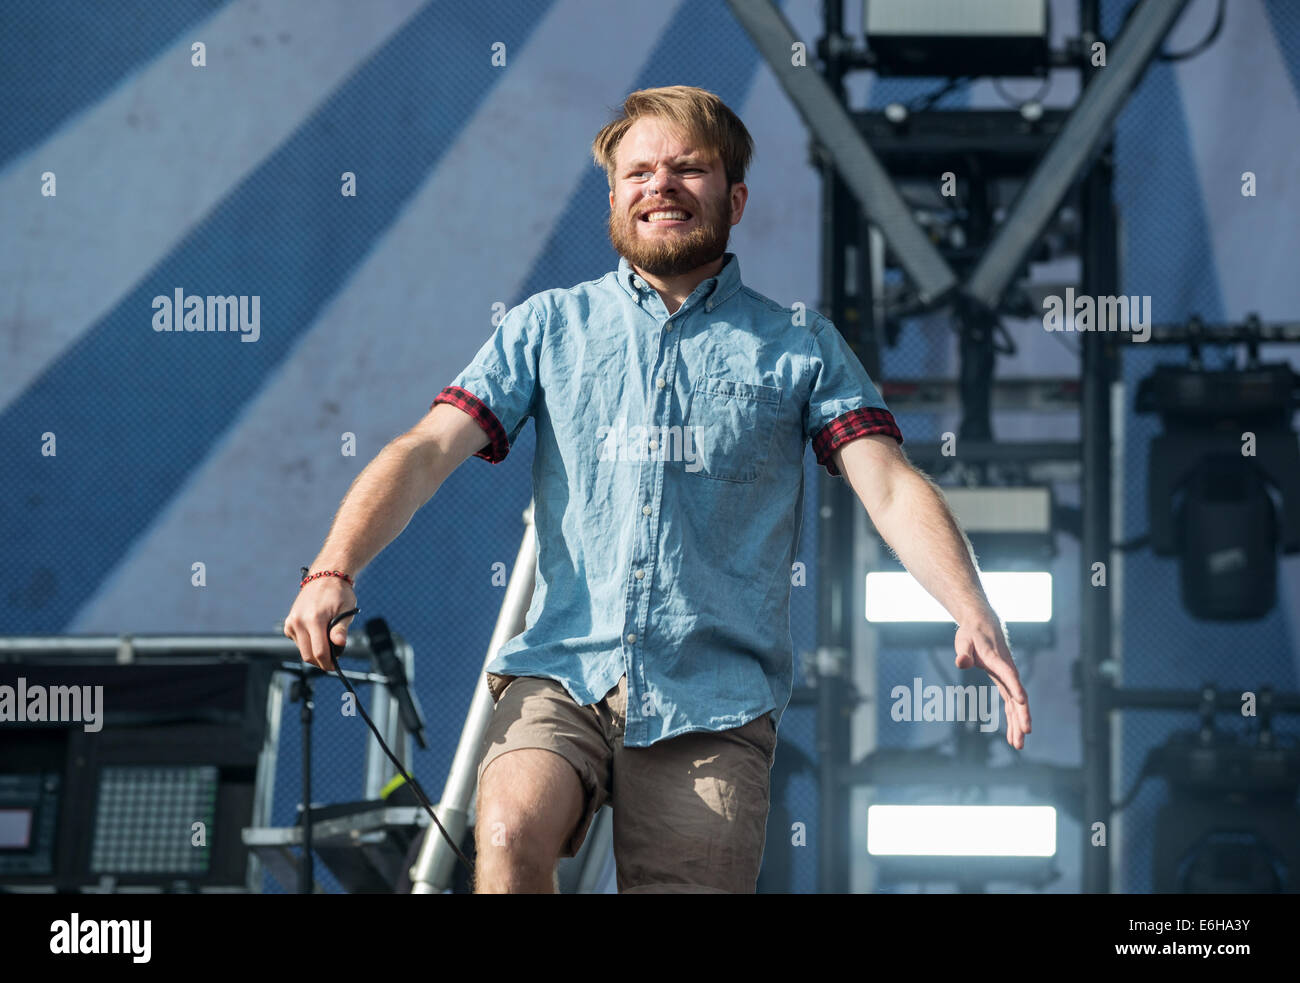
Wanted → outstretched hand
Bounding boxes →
[954,610,1031,749]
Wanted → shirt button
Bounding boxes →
[642,504,652,516]
[634,569,645,580]
[656,377,666,389]
[633,277,645,290]
[648,439,658,451]
[664,323,673,331]
[626,633,637,644]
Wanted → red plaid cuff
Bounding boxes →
[812,407,903,477]
[432,385,510,463]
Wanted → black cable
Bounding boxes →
[1158,0,1225,62]
[324,607,475,879]
[992,74,1052,108]
[908,76,971,112]
[1113,0,1225,63]
[1110,757,1154,814]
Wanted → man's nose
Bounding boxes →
[646,165,681,192]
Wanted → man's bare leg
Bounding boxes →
[474,748,584,893]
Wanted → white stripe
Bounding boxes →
[70,0,686,633]
[0,0,429,407]
[730,0,824,312]
[1175,0,1300,319]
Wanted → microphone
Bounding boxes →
[364,617,429,750]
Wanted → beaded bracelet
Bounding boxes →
[299,567,355,590]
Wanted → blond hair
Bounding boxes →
[592,85,754,190]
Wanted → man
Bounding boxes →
[284,85,1030,894]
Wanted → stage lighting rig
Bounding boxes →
[865,0,1051,79]
[1137,357,1300,620]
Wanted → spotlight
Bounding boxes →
[1137,362,1300,620]
[1148,729,1300,892]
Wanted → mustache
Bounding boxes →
[635,203,696,219]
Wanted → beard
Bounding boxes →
[608,190,733,277]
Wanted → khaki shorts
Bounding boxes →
[476,672,778,893]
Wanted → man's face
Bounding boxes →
[607,117,745,277]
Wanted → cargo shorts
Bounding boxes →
[476,672,778,893]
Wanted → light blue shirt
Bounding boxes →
[434,252,901,746]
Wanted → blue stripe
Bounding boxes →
[0,1,556,632]
[1264,0,1300,104]
[0,0,231,172]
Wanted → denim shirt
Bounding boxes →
[433,252,901,747]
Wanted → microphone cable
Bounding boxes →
[323,607,475,879]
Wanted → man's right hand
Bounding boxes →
[284,578,358,670]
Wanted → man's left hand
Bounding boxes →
[954,610,1031,749]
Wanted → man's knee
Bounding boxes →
[475,747,586,864]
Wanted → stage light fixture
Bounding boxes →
[864,0,1050,78]
[866,571,1052,623]
[867,804,1057,857]
[1137,362,1300,620]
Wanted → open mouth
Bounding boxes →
[639,208,692,226]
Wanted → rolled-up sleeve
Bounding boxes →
[432,299,543,463]
[804,315,902,477]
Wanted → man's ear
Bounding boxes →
[728,181,749,225]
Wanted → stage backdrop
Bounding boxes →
[2,0,1297,893]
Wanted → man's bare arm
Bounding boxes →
[310,403,489,575]
[833,434,1032,748]
[285,402,488,668]
[834,435,989,625]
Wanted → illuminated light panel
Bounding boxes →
[865,571,1052,623]
[867,805,1057,856]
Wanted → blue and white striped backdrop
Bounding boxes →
[2,0,1297,893]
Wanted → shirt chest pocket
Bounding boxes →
[683,376,782,483]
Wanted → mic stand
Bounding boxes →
[279,659,392,894]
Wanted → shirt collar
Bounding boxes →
[616,252,743,312]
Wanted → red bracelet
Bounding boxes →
[299,569,355,590]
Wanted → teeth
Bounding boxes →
[646,210,688,222]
